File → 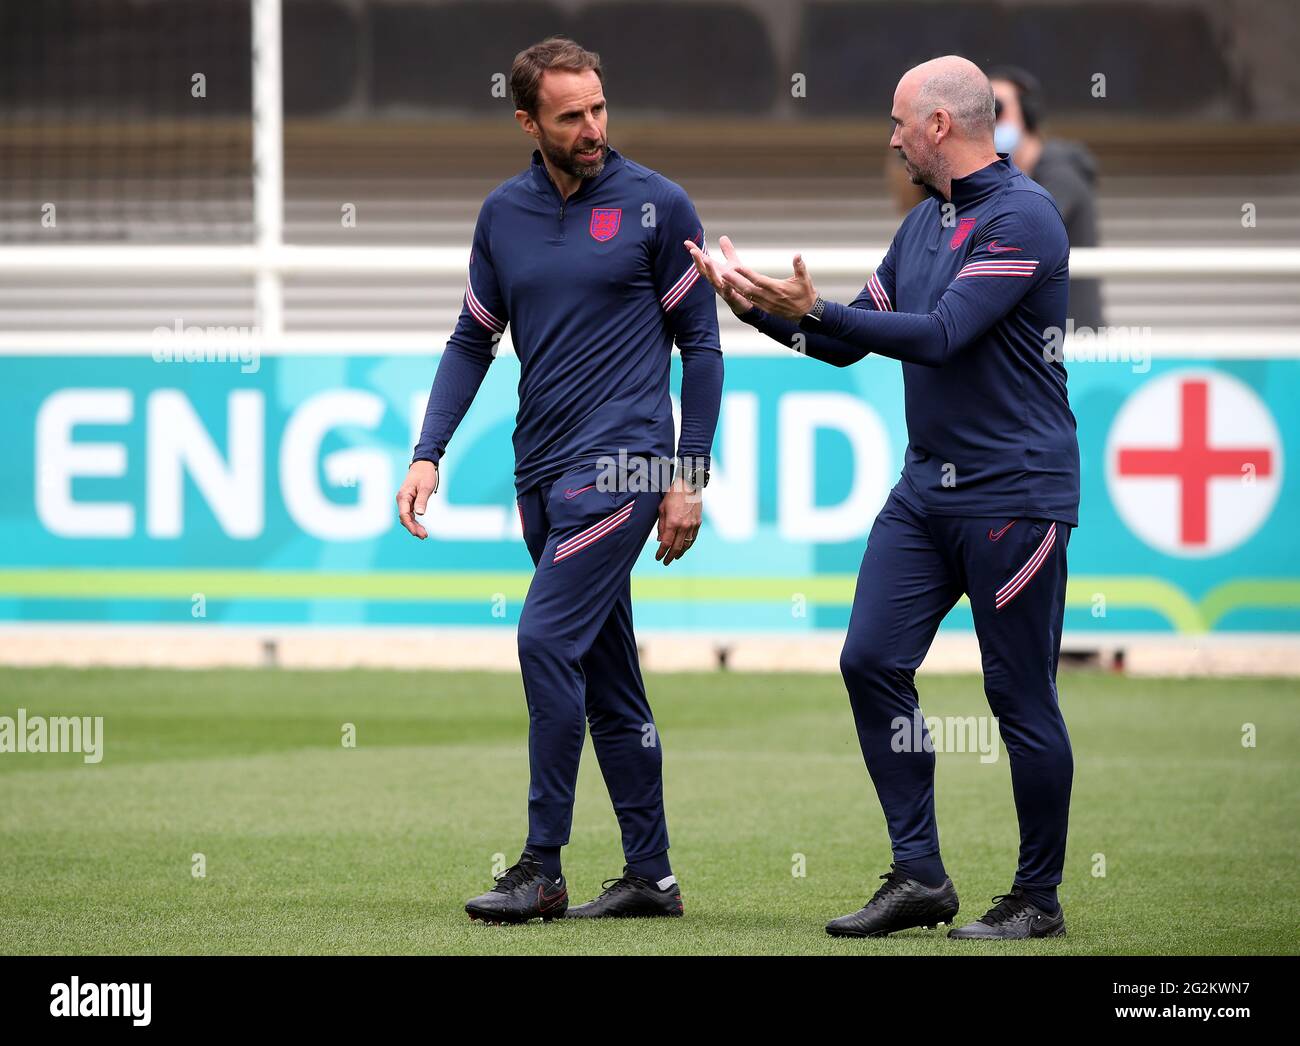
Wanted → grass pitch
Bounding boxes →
[0,667,1295,955]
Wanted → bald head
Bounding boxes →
[888,55,999,198]
[900,56,996,140]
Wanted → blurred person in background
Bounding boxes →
[989,65,1105,329]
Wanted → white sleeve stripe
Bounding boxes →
[868,271,893,311]
[864,275,884,310]
[956,259,1040,279]
[465,280,505,332]
[662,265,701,311]
[661,262,697,305]
[661,232,708,310]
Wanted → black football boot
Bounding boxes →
[825,864,960,938]
[464,850,568,924]
[947,887,1065,940]
[566,871,684,919]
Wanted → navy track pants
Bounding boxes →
[515,459,669,862]
[838,487,1074,889]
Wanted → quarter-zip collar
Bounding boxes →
[530,146,625,203]
[926,153,1017,207]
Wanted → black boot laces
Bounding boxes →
[980,891,1033,925]
[867,867,911,905]
[597,874,644,898]
[490,860,537,894]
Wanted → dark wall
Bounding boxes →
[0,0,1288,122]
[797,2,1231,118]
[0,1,253,116]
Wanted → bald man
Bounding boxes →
[688,56,1079,940]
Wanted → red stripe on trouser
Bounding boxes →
[995,523,1056,609]
[555,501,634,555]
[554,502,635,563]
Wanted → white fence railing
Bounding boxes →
[1,243,1298,278]
[0,243,1296,358]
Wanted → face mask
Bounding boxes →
[994,123,1022,156]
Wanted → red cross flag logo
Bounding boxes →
[1105,370,1283,557]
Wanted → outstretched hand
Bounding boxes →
[684,235,755,316]
[719,250,819,322]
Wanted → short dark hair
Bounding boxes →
[510,36,603,116]
[988,65,1044,132]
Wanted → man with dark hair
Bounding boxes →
[396,36,723,924]
[989,65,1105,329]
[689,55,1080,941]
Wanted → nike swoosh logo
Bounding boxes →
[988,521,1017,541]
[563,485,594,499]
[986,241,1021,253]
[537,884,566,910]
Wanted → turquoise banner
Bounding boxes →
[1,352,1296,633]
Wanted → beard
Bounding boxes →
[540,130,608,181]
[898,146,940,191]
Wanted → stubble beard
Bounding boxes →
[541,132,608,181]
[899,145,945,195]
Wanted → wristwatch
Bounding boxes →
[680,464,710,490]
[805,296,828,323]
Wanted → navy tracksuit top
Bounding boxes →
[743,155,1081,526]
[414,147,723,496]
